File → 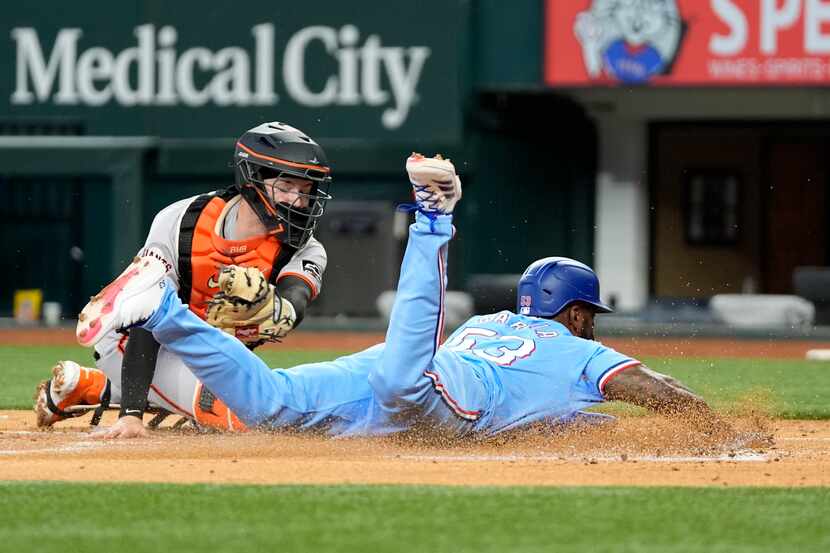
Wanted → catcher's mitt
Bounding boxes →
[205,266,297,348]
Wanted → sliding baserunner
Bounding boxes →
[76,154,734,441]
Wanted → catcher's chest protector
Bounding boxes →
[178,189,296,320]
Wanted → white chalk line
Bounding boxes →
[1,430,94,437]
[0,440,108,456]
[633,453,767,463]
[394,452,769,463]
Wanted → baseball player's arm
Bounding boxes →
[270,236,327,330]
[604,365,705,412]
[603,364,732,438]
[91,311,163,440]
[118,328,161,419]
[92,331,159,439]
[276,276,311,327]
[276,237,327,300]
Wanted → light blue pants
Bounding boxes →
[141,212,473,436]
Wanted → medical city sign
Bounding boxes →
[546,0,830,86]
[10,23,431,130]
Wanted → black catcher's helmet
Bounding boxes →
[234,122,332,248]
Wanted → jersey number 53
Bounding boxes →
[444,327,536,366]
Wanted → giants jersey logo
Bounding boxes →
[139,246,174,274]
[302,260,322,280]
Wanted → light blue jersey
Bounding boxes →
[431,312,639,435]
[141,211,639,437]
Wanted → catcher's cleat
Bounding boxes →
[76,253,169,347]
[33,360,111,428]
[406,153,462,215]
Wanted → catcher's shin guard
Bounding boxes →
[33,360,111,428]
[192,383,248,432]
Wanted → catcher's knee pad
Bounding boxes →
[193,383,248,432]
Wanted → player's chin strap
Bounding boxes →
[396,203,440,233]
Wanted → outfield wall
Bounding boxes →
[3,1,829,321]
[0,0,600,318]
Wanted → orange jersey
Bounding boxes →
[185,195,285,319]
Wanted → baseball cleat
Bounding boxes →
[406,153,462,214]
[76,254,169,347]
[33,360,110,427]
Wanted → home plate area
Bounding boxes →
[0,410,827,487]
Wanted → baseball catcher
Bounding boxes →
[34,122,333,435]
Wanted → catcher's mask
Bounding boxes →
[234,122,332,248]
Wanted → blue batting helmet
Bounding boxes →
[516,257,613,317]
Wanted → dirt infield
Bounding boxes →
[3,327,830,358]
[1,410,828,487]
[3,328,828,488]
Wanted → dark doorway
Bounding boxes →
[763,140,828,293]
[651,122,830,298]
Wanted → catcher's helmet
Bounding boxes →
[234,122,332,248]
[516,257,613,317]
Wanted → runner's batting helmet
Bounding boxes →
[516,257,613,317]
[234,122,332,248]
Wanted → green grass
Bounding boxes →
[0,482,827,553]
[2,351,827,552]
[643,357,830,419]
[1,346,829,418]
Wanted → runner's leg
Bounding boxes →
[368,212,454,412]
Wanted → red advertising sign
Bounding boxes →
[546,0,830,86]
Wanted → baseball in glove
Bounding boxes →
[205,266,297,348]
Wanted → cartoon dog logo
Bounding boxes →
[574,0,686,84]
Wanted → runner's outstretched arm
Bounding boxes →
[603,365,733,439]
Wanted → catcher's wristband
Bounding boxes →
[118,404,144,419]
